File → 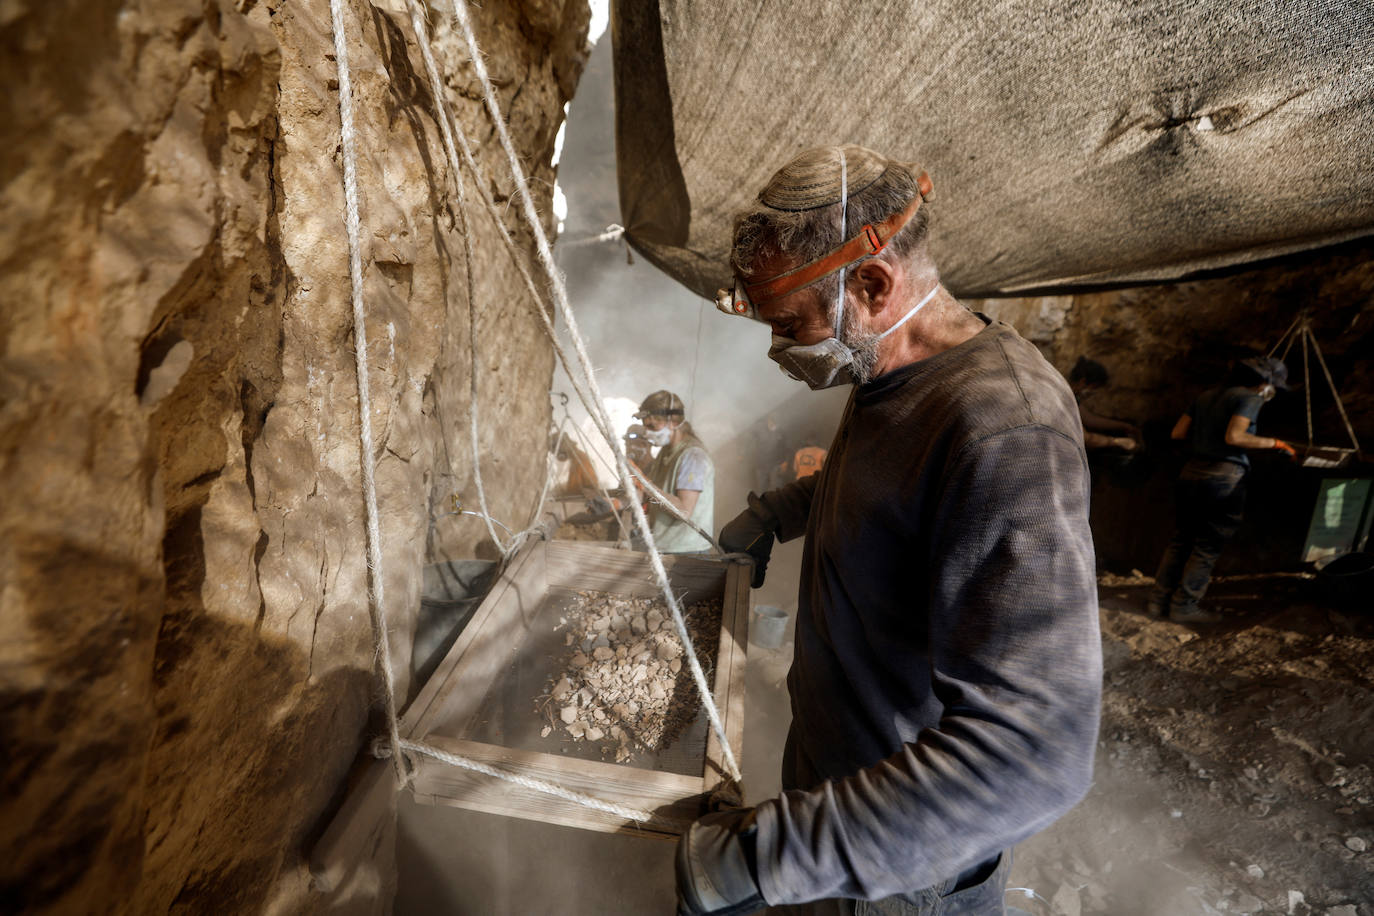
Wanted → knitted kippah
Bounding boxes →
[758,145,892,212]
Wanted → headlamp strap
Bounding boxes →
[743,172,931,306]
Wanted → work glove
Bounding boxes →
[718,492,779,589]
[675,806,766,916]
[1273,439,1298,460]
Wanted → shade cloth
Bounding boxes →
[612,0,1374,297]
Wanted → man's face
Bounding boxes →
[749,254,836,345]
[642,414,675,432]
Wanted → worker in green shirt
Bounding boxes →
[636,390,714,554]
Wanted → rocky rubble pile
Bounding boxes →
[536,591,722,764]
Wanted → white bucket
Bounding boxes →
[751,604,789,648]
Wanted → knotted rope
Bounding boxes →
[327,0,407,786]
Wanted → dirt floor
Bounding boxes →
[1012,573,1374,916]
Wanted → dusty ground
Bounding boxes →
[1013,574,1374,916]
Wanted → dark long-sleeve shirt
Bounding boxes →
[753,318,1102,905]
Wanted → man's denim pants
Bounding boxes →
[1153,459,1248,613]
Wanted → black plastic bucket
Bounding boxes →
[1315,552,1374,610]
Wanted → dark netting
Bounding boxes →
[612,0,1374,298]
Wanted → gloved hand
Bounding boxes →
[675,806,765,916]
[1272,439,1298,460]
[718,492,780,588]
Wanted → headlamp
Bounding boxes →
[714,279,760,322]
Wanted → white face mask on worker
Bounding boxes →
[644,426,673,447]
[767,284,940,390]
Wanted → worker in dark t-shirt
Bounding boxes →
[1148,356,1296,623]
[674,146,1101,916]
[1066,356,1142,452]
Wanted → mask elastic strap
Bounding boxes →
[834,151,848,337]
[877,284,941,340]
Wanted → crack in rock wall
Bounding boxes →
[0,0,588,912]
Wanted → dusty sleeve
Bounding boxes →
[752,425,1103,904]
[759,473,820,543]
[674,446,710,492]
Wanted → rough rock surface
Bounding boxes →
[0,0,587,912]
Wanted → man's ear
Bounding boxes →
[852,258,898,317]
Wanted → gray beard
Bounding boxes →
[840,306,881,385]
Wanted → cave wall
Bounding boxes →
[972,237,1374,574]
[0,0,587,912]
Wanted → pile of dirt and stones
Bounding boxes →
[534,590,721,764]
[1012,573,1374,916]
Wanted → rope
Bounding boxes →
[535,411,572,530]
[629,465,726,555]
[560,223,626,248]
[1305,325,1364,455]
[405,0,574,563]
[448,0,742,783]
[459,174,508,556]
[1301,322,1313,448]
[1268,313,1363,458]
[1268,313,1302,359]
[433,509,514,537]
[397,0,509,558]
[396,739,670,824]
[327,0,407,786]
[688,300,705,410]
[399,0,610,467]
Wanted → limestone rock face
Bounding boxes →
[0,0,587,912]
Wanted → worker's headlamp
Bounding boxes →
[714,280,760,322]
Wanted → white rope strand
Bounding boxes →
[1306,325,1364,455]
[399,0,509,558]
[629,465,724,555]
[449,0,742,783]
[327,0,406,785]
[1302,321,1314,448]
[459,179,508,556]
[398,739,666,824]
[400,0,613,460]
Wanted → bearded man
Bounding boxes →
[674,147,1102,916]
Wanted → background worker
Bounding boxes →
[551,432,599,497]
[1149,356,1295,623]
[636,391,714,554]
[623,423,653,470]
[676,146,1101,915]
[604,424,653,537]
[1067,356,1142,452]
[790,443,826,481]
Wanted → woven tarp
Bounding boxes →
[611,0,1374,298]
